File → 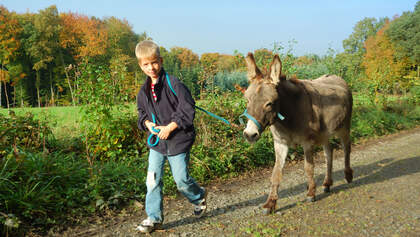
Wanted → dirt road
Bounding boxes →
[57,128,420,236]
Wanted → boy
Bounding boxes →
[134,40,207,233]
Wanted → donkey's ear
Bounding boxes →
[270,55,283,84]
[245,53,262,81]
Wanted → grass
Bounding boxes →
[0,106,82,140]
[0,105,138,140]
[0,151,147,234]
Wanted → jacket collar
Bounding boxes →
[146,69,165,88]
[145,68,166,102]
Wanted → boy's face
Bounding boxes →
[139,56,163,80]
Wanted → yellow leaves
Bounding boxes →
[0,6,22,63]
[59,12,108,60]
[171,47,199,69]
[0,69,9,83]
[362,20,411,92]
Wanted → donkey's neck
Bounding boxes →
[275,79,305,123]
[280,79,301,95]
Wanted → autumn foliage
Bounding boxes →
[363,20,410,93]
[0,3,419,108]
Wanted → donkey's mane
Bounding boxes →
[288,75,301,84]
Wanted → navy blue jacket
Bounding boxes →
[136,69,196,156]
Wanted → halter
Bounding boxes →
[239,109,285,133]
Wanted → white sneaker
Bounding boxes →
[135,217,162,233]
[193,190,207,218]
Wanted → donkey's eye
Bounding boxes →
[264,102,273,110]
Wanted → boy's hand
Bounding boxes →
[155,122,178,140]
[145,120,158,135]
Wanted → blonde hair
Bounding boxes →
[135,40,160,61]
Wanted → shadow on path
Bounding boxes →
[162,155,420,230]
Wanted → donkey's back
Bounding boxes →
[302,74,353,137]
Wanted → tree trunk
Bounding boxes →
[13,85,16,108]
[50,69,55,106]
[36,70,41,107]
[0,64,2,108]
[58,48,75,106]
[3,81,9,109]
[20,85,24,107]
[75,68,79,104]
[0,75,2,108]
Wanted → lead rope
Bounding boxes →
[148,73,285,147]
[165,73,239,128]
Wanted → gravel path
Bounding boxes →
[56,127,420,236]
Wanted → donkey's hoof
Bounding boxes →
[306,196,315,203]
[262,208,272,215]
[345,169,353,183]
[323,186,330,193]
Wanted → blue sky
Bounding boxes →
[1,0,418,56]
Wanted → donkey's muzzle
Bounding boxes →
[243,131,260,143]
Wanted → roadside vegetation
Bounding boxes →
[1,2,419,236]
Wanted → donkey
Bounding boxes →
[242,53,353,214]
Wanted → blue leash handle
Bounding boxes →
[147,113,161,147]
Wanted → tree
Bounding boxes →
[199,53,219,96]
[60,12,109,105]
[386,2,420,78]
[103,16,139,57]
[216,54,237,72]
[363,20,410,95]
[340,17,387,82]
[60,12,108,61]
[0,6,22,108]
[25,5,61,107]
[170,47,199,69]
[232,50,245,71]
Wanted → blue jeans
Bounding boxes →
[145,149,205,223]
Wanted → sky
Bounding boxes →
[1,0,418,56]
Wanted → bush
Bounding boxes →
[294,63,330,79]
[351,96,420,140]
[82,109,147,161]
[409,85,420,103]
[0,111,54,158]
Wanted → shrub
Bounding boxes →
[0,111,54,158]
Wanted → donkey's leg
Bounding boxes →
[340,131,353,183]
[303,145,316,202]
[263,127,288,214]
[322,142,333,193]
